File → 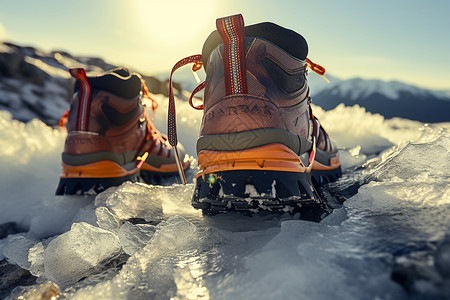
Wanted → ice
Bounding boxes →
[2,234,35,270]
[28,242,45,277]
[94,207,121,233]
[118,221,155,256]
[72,204,121,233]
[369,134,450,181]
[69,216,199,299]
[43,222,121,287]
[94,182,164,222]
[339,148,368,171]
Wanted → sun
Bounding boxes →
[134,0,218,46]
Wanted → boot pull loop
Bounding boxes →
[168,54,204,184]
[69,68,92,131]
[306,58,330,83]
[216,14,248,95]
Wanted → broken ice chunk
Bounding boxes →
[43,222,121,287]
[118,221,156,256]
[3,234,35,270]
[94,182,164,222]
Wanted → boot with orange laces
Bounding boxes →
[168,14,341,220]
[56,67,189,195]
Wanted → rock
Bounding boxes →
[0,259,36,299]
[0,41,187,125]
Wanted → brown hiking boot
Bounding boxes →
[168,14,341,219]
[56,67,189,195]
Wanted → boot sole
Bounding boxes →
[56,160,191,195]
[193,144,342,220]
[192,169,341,222]
[56,174,141,195]
[56,160,140,195]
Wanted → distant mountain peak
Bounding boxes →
[324,77,449,101]
[312,77,450,123]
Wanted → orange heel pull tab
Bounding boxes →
[306,58,330,83]
[59,109,70,132]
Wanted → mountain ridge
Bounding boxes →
[1,41,448,124]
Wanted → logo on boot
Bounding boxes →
[206,104,272,120]
[66,138,101,145]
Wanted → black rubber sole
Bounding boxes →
[55,173,141,195]
[311,168,343,186]
[56,168,194,195]
[192,167,342,222]
[140,168,195,186]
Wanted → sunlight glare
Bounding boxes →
[135,0,218,46]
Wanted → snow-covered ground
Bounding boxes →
[0,95,449,299]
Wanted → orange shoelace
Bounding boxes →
[306,58,330,83]
[140,78,159,120]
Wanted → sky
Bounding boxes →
[0,0,449,90]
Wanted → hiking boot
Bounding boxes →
[56,67,189,195]
[168,14,341,219]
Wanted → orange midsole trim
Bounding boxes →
[60,161,138,178]
[312,156,341,171]
[196,144,306,178]
[140,160,189,173]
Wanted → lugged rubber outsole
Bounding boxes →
[56,160,191,195]
[56,173,141,195]
[192,168,341,222]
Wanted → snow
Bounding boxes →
[1,95,450,299]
